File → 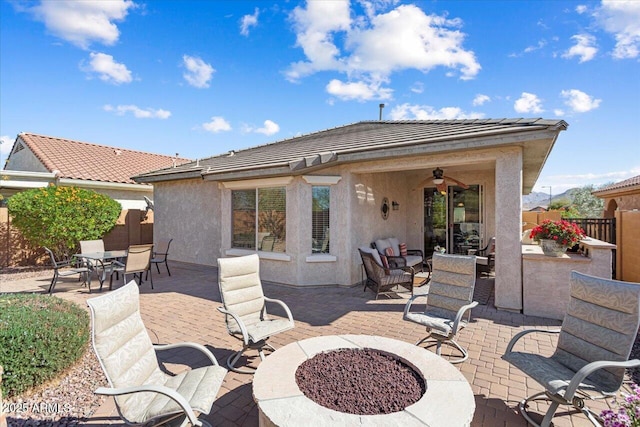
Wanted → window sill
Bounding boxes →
[226,248,291,262]
[305,254,337,263]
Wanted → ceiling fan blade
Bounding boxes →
[436,182,446,193]
[444,175,469,189]
[412,177,432,191]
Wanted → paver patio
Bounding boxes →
[3,261,623,427]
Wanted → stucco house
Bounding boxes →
[592,174,640,217]
[1,132,190,209]
[134,118,568,312]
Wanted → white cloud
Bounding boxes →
[103,104,170,119]
[240,8,259,36]
[576,5,588,14]
[287,3,480,98]
[84,52,132,84]
[553,109,565,116]
[560,89,601,112]
[514,92,543,114]
[254,120,280,136]
[472,94,490,106]
[534,167,640,194]
[1,135,14,159]
[596,0,640,59]
[562,34,598,62]
[326,79,393,101]
[182,55,215,88]
[29,0,135,49]
[410,82,424,94]
[202,116,231,133]
[390,103,484,120]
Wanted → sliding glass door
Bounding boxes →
[424,185,483,255]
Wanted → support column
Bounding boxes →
[494,149,523,311]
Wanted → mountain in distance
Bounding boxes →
[523,188,577,210]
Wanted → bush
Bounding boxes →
[7,186,121,259]
[0,293,90,397]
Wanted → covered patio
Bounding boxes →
[4,261,624,427]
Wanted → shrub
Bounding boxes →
[7,186,121,259]
[0,293,90,398]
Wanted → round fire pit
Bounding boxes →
[252,335,475,426]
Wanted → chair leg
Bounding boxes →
[48,271,59,294]
[165,260,171,276]
[415,333,469,364]
[518,391,565,427]
[156,262,161,274]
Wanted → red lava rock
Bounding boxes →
[295,348,425,415]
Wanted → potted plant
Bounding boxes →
[529,219,586,257]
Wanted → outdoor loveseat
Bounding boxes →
[372,237,425,272]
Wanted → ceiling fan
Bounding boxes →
[414,167,469,193]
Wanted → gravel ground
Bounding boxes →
[2,268,109,426]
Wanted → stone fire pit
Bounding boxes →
[253,335,475,426]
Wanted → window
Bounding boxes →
[232,187,286,253]
[311,186,330,253]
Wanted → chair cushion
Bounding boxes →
[404,255,423,268]
[131,364,227,423]
[374,238,392,255]
[359,246,383,266]
[246,318,294,342]
[388,238,401,256]
[502,351,606,396]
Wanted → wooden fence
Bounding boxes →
[0,207,153,268]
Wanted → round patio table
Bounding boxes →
[253,334,475,427]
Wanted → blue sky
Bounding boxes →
[1,0,638,194]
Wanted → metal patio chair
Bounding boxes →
[109,244,154,290]
[150,238,173,276]
[358,247,414,299]
[87,281,227,427]
[217,254,295,373]
[503,271,640,427]
[44,246,92,294]
[403,253,477,363]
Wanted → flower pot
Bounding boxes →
[540,239,566,257]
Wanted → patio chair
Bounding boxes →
[44,247,92,294]
[502,271,640,427]
[87,281,227,427]
[403,253,477,363]
[217,254,295,374]
[109,244,154,290]
[468,236,495,276]
[358,247,414,299]
[150,238,173,276]
[79,239,117,285]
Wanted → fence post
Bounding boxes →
[126,209,141,246]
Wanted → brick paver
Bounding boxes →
[2,262,624,426]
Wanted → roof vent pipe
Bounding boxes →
[379,104,385,121]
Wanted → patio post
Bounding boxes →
[494,149,523,311]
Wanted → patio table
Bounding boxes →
[75,250,128,288]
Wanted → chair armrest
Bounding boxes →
[504,328,561,354]
[565,359,640,400]
[451,301,479,333]
[153,342,220,366]
[263,296,295,325]
[217,307,249,345]
[406,249,424,258]
[95,384,201,426]
[403,293,429,318]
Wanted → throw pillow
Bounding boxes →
[380,254,389,269]
[399,243,408,257]
[384,247,394,257]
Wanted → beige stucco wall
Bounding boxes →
[522,239,615,320]
[153,178,221,266]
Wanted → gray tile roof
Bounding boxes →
[592,175,640,195]
[134,118,568,183]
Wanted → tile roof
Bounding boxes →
[11,133,191,184]
[134,118,567,182]
[592,175,640,194]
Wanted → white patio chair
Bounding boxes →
[217,254,295,373]
[503,271,640,427]
[79,239,117,286]
[87,281,227,427]
[403,253,477,363]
